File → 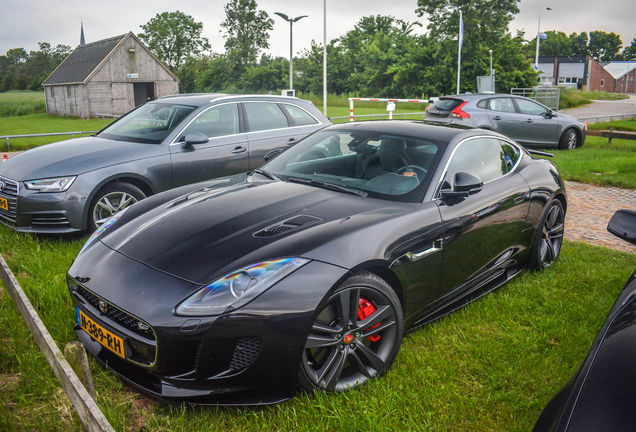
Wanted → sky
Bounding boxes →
[1,0,634,59]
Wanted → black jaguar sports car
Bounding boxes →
[67,120,567,405]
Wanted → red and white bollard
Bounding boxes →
[1,154,7,163]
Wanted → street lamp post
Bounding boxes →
[275,12,308,91]
[534,7,551,70]
[489,49,493,76]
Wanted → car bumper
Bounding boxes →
[67,242,351,405]
[0,175,86,233]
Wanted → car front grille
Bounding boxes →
[75,285,155,341]
[0,175,18,224]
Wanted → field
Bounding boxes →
[0,91,46,118]
[1,225,634,431]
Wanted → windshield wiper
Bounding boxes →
[288,176,367,197]
[251,168,284,182]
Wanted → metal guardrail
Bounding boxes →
[330,112,427,122]
[94,113,120,119]
[578,113,636,124]
[1,131,98,150]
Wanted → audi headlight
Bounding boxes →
[24,176,76,192]
[176,258,310,316]
[79,207,130,253]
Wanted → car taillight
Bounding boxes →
[450,101,470,119]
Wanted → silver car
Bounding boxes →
[425,93,586,150]
[0,94,330,234]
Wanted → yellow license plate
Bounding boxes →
[0,197,7,211]
[78,308,125,358]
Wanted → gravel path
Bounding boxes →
[565,181,636,254]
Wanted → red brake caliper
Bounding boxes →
[358,298,381,342]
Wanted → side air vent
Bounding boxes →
[253,215,322,238]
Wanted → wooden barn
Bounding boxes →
[42,32,179,118]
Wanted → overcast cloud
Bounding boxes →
[1,0,634,59]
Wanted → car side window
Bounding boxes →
[476,99,488,109]
[442,138,507,190]
[281,104,319,126]
[179,103,240,140]
[488,98,516,113]
[515,98,549,116]
[499,140,520,174]
[244,102,290,132]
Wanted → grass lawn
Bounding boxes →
[0,90,46,118]
[1,222,635,431]
[547,119,636,189]
[0,114,113,151]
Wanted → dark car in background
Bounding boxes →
[425,93,586,150]
[67,120,567,404]
[533,209,636,432]
[0,94,329,234]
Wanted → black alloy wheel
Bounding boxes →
[559,129,579,150]
[299,272,403,393]
[528,199,565,270]
[88,182,146,232]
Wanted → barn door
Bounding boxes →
[155,83,178,98]
[112,83,133,115]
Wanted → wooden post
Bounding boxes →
[64,342,97,401]
[609,126,614,146]
[0,254,115,432]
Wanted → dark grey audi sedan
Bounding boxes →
[0,94,329,234]
[425,93,586,150]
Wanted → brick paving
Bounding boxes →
[565,181,636,254]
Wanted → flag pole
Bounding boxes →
[457,10,463,94]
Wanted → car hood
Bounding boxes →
[97,177,412,285]
[0,136,165,180]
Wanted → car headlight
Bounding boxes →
[176,258,311,316]
[24,176,76,192]
[79,207,130,253]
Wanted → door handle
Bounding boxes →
[231,146,247,154]
[287,138,296,145]
[492,116,502,121]
[525,119,534,123]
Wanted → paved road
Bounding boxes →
[561,94,636,122]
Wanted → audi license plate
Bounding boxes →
[0,197,7,211]
[77,308,125,358]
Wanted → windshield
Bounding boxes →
[98,103,196,144]
[263,129,445,201]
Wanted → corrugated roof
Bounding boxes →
[43,34,126,85]
[603,61,636,79]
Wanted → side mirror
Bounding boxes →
[607,209,636,246]
[264,149,283,162]
[183,132,209,148]
[440,172,483,198]
[544,110,555,119]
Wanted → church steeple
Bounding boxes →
[80,20,86,46]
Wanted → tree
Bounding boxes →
[415,0,520,48]
[570,32,590,56]
[622,38,636,60]
[536,31,574,56]
[588,31,623,61]
[220,0,274,72]
[139,11,210,71]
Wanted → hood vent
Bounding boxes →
[254,215,323,238]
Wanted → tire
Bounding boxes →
[528,199,565,270]
[558,129,579,150]
[88,182,146,232]
[298,271,403,393]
